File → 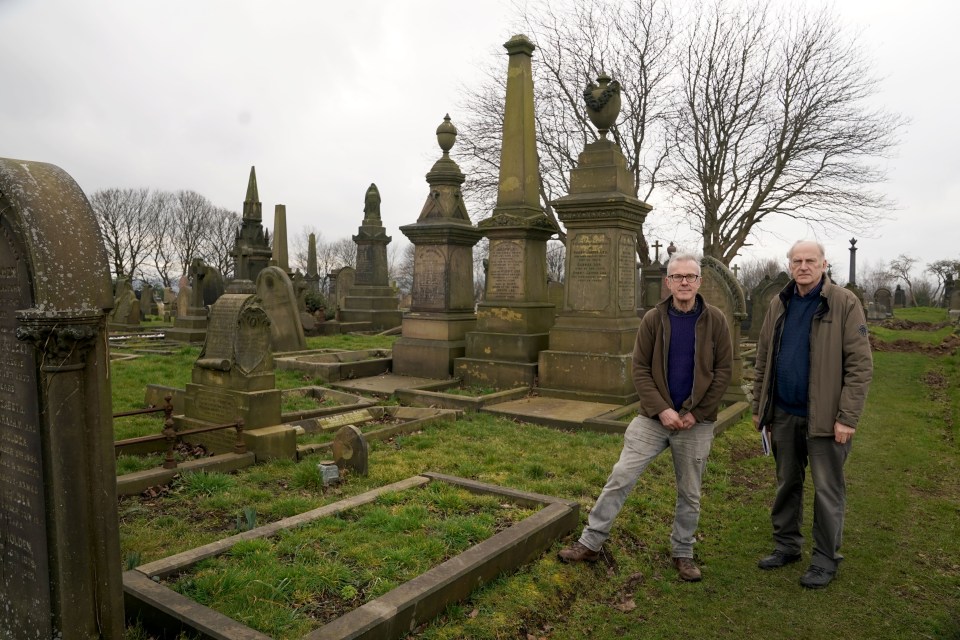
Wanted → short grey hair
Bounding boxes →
[787,240,826,260]
[667,253,701,274]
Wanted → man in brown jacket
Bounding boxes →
[558,253,733,581]
[753,240,873,588]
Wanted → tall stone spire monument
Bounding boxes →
[537,74,651,403]
[338,184,402,330]
[455,34,558,389]
[393,115,482,378]
[230,166,272,284]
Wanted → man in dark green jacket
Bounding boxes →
[559,253,733,582]
[753,240,873,588]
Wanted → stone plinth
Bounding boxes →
[0,157,124,638]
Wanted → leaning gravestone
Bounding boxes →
[255,266,307,351]
[333,425,369,477]
[0,158,124,638]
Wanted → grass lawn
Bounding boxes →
[118,324,960,639]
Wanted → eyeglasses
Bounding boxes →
[666,274,701,283]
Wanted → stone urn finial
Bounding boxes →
[667,241,677,257]
[583,73,622,139]
[437,114,457,156]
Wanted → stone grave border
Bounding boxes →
[395,380,530,412]
[274,348,393,383]
[582,401,751,436]
[123,472,578,640]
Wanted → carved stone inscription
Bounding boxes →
[569,233,610,311]
[0,225,51,635]
[486,239,524,301]
[355,244,375,286]
[413,246,447,309]
[618,235,636,311]
[193,388,238,424]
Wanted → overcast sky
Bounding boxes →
[1,0,957,280]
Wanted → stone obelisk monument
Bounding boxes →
[537,75,651,403]
[273,204,290,273]
[393,115,481,378]
[455,34,557,389]
[339,184,402,331]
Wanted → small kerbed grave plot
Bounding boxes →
[123,473,578,640]
[279,386,375,421]
[291,407,461,457]
[274,349,393,382]
[395,382,529,412]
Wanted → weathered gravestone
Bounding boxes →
[108,276,141,330]
[0,158,124,638]
[176,294,287,458]
[333,425,369,477]
[894,284,906,308]
[698,257,747,402]
[747,272,790,340]
[140,283,156,318]
[255,266,307,351]
[874,287,892,317]
[332,265,355,316]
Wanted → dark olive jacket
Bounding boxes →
[632,294,734,422]
[752,278,873,436]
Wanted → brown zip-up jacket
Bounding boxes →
[632,294,733,422]
[752,277,873,436]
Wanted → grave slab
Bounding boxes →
[482,396,621,431]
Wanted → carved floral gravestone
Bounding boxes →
[0,157,124,638]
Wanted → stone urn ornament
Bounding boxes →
[583,73,622,139]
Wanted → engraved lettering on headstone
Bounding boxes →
[569,233,610,311]
[486,239,525,300]
[413,247,447,308]
[618,235,636,311]
[193,389,238,423]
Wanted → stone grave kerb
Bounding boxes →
[0,157,125,638]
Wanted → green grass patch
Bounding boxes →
[166,484,538,638]
[304,334,396,351]
[892,306,949,323]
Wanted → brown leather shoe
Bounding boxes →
[673,557,702,582]
[558,541,600,563]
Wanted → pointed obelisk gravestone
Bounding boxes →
[537,75,651,404]
[393,115,481,378]
[698,257,747,402]
[455,34,558,389]
[306,232,321,293]
[0,157,124,638]
[339,184,403,331]
[255,265,307,351]
[273,203,290,272]
[230,165,273,285]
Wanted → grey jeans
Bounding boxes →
[579,414,715,558]
[769,406,850,571]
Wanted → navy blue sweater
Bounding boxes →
[775,280,824,416]
[667,301,702,411]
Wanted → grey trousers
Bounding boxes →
[770,406,851,570]
[579,415,715,558]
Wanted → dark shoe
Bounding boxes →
[758,549,802,570]
[558,541,600,563]
[673,557,702,582]
[799,565,836,589]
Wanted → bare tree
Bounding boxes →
[456,0,675,259]
[171,190,215,278]
[926,259,960,306]
[888,254,919,306]
[736,256,784,293]
[392,243,415,296]
[90,187,154,280]
[670,1,903,264]
[204,207,240,278]
[147,191,177,288]
[331,238,356,271]
[857,258,893,301]
[546,239,566,282]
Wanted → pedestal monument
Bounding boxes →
[393,115,481,378]
[537,75,651,403]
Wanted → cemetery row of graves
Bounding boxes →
[2,32,958,640]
